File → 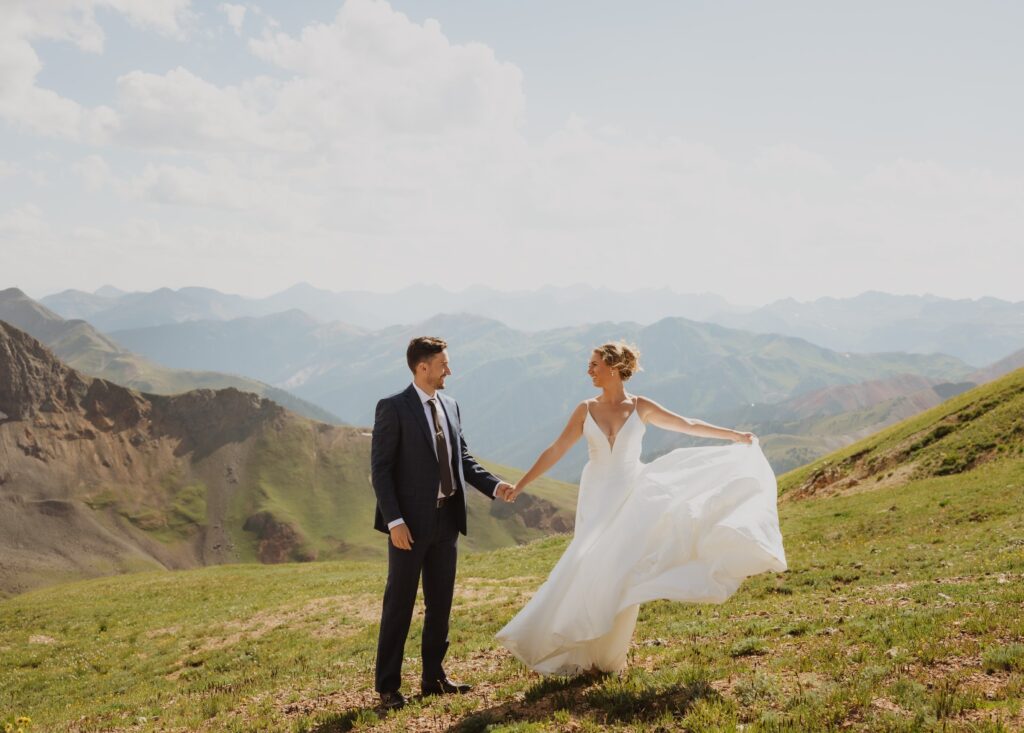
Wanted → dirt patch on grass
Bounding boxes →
[839,464,918,497]
[788,454,925,501]
[165,594,379,678]
[868,571,1023,595]
[870,696,909,714]
[453,579,536,611]
[144,625,181,639]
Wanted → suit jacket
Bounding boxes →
[371,384,500,537]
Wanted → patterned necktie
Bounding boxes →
[427,398,455,497]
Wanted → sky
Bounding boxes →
[1,0,1022,304]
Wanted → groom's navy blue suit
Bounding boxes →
[371,383,501,694]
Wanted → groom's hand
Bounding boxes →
[494,482,515,502]
[389,523,414,551]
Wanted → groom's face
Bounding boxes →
[422,349,452,390]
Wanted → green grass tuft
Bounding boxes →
[983,644,1024,673]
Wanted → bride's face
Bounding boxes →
[588,351,619,388]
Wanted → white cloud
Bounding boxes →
[71,225,106,240]
[0,29,118,141]
[0,1,191,141]
[106,0,525,154]
[0,204,49,237]
[2,0,1022,303]
[99,0,193,39]
[248,0,525,136]
[219,3,247,35]
[114,67,307,151]
[128,160,316,222]
[73,155,113,192]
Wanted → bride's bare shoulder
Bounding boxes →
[633,395,662,421]
[564,401,589,428]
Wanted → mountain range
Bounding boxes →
[714,290,1024,365]
[104,309,979,479]
[0,288,340,424]
[4,276,1023,595]
[18,283,1024,479]
[40,283,736,334]
[40,284,1024,365]
[0,321,578,596]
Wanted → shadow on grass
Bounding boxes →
[311,692,442,733]
[586,677,718,722]
[445,674,719,732]
[309,704,380,733]
[524,672,600,702]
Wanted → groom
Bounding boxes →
[371,336,513,710]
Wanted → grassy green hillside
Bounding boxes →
[2,375,1022,731]
[780,366,1024,498]
[224,423,579,564]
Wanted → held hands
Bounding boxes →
[494,481,516,502]
[495,481,527,503]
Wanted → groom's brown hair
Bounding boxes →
[407,336,448,372]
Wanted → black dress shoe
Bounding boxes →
[421,677,472,696]
[379,691,406,710]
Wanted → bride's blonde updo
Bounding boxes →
[594,341,642,381]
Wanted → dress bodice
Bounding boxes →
[582,406,646,466]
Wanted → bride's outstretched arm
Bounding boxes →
[509,402,588,500]
[636,396,754,443]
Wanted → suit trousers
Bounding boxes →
[374,496,459,693]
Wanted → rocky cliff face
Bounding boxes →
[0,320,91,420]
[0,320,324,595]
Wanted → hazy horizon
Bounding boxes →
[18,282,1022,310]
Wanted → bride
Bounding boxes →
[495,342,787,674]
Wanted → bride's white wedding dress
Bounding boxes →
[495,401,788,674]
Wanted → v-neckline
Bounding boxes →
[587,400,638,451]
